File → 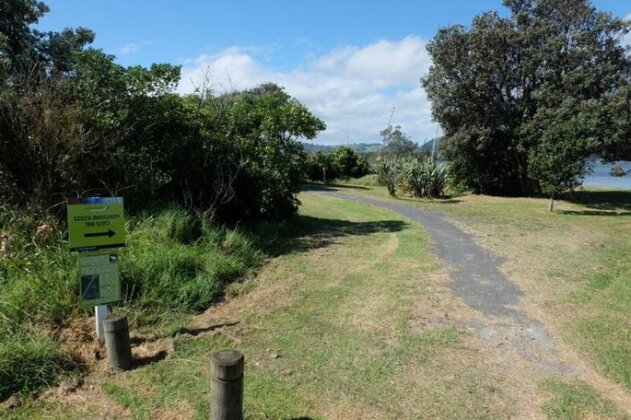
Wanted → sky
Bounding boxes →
[37,1,631,146]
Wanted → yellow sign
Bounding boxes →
[67,197,125,251]
[79,250,121,307]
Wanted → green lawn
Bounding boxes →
[4,193,516,419]
[339,180,631,414]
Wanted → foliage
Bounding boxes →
[399,158,449,198]
[376,160,399,197]
[121,208,262,312]
[0,3,324,220]
[528,108,597,210]
[0,332,72,401]
[305,146,370,182]
[422,0,631,196]
[0,204,264,399]
[609,165,629,177]
[379,125,417,158]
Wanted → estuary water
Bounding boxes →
[583,161,631,189]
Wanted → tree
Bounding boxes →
[330,146,369,178]
[380,125,417,157]
[528,107,597,211]
[422,0,631,196]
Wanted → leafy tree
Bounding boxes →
[305,151,338,182]
[529,107,597,211]
[422,0,631,196]
[380,125,417,157]
[330,146,370,178]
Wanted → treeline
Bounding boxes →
[304,146,371,181]
[0,2,325,222]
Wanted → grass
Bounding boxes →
[3,184,630,417]
[0,205,262,401]
[341,181,631,395]
[539,379,627,419]
[3,193,516,418]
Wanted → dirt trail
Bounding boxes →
[312,189,631,417]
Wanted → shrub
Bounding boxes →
[399,158,449,198]
[376,160,399,197]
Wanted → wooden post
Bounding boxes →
[210,350,244,420]
[104,315,133,371]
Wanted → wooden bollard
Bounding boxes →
[210,350,244,420]
[104,316,133,371]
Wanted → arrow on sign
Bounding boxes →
[84,230,116,238]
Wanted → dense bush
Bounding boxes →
[0,4,324,221]
[399,158,449,198]
[375,158,449,198]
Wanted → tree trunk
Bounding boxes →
[548,193,554,213]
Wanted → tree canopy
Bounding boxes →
[380,125,417,157]
[422,0,631,196]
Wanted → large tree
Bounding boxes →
[422,0,631,196]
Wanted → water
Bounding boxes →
[583,161,631,189]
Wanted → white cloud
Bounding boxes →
[118,41,155,56]
[118,43,140,55]
[178,36,439,145]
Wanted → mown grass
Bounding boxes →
[539,379,627,419]
[0,205,262,401]
[341,181,631,395]
[7,193,515,418]
[5,185,629,417]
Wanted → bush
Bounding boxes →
[399,158,449,198]
[376,160,399,197]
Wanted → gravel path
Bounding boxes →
[311,188,573,376]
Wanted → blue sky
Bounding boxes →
[38,1,631,145]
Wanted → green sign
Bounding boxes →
[67,197,125,251]
[78,250,121,307]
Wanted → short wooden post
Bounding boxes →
[104,315,133,371]
[210,350,244,420]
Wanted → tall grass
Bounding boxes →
[0,204,263,400]
[121,208,262,312]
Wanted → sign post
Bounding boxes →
[67,197,126,342]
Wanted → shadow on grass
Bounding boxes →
[557,210,631,216]
[133,350,167,369]
[562,190,631,212]
[302,182,369,191]
[243,214,407,257]
[170,322,239,338]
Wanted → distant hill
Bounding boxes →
[419,138,436,153]
[301,142,382,154]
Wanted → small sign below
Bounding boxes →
[67,197,125,251]
[79,251,121,307]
